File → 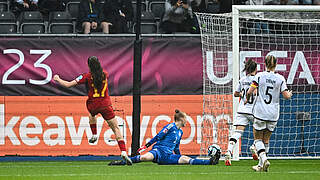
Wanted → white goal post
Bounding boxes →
[197,5,320,160]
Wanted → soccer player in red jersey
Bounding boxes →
[53,56,132,165]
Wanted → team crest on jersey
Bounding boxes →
[76,75,83,82]
[163,123,174,133]
[163,128,168,133]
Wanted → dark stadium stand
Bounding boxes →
[19,11,46,34]
[66,1,80,21]
[0,0,9,12]
[0,0,200,34]
[134,11,157,33]
[207,1,220,13]
[132,1,147,19]
[140,22,157,33]
[0,11,17,33]
[0,1,317,34]
[141,11,155,23]
[149,1,165,21]
[49,11,74,34]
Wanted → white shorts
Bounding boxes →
[253,119,278,132]
[234,113,254,126]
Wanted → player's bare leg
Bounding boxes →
[139,152,154,162]
[107,117,132,165]
[250,144,258,161]
[253,129,270,172]
[263,130,272,155]
[88,114,98,143]
[225,125,245,166]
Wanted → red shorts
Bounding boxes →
[86,99,115,120]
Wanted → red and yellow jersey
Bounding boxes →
[75,71,111,104]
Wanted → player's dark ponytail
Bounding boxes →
[174,109,186,122]
[242,59,257,74]
[88,56,106,90]
[265,55,277,70]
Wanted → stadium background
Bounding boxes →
[0,36,319,157]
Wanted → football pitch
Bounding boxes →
[0,159,319,180]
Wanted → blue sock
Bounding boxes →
[189,158,210,165]
[130,155,141,163]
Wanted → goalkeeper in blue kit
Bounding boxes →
[109,109,220,166]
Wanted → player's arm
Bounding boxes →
[138,124,172,153]
[234,81,242,97]
[282,90,292,100]
[234,91,242,97]
[245,81,257,104]
[281,89,292,99]
[53,75,77,88]
[280,79,292,100]
[280,78,292,100]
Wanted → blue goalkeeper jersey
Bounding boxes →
[148,123,183,155]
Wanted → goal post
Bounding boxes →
[197,5,320,159]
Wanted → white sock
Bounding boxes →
[227,130,243,153]
[254,139,268,163]
[254,140,265,153]
[227,141,235,153]
[260,152,267,162]
[258,156,263,167]
[265,143,269,154]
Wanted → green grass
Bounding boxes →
[0,160,319,180]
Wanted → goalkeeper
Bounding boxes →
[109,109,220,166]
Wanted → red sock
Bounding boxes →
[90,124,97,135]
[117,140,126,152]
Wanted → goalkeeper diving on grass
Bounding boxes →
[109,109,221,166]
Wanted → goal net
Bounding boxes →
[197,5,320,159]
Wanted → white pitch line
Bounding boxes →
[0,171,319,177]
[0,164,107,168]
[265,162,320,165]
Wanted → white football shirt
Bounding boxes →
[236,75,256,115]
[252,71,288,121]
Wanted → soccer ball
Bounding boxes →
[208,144,221,157]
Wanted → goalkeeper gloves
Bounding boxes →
[137,142,152,154]
[137,145,147,154]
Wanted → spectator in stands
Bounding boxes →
[13,0,39,16]
[100,0,133,33]
[78,0,109,34]
[189,0,206,13]
[314,0,320,4]
[160,0,199,34]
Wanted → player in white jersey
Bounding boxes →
[225,59,258,166]
[246,55,292,172]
